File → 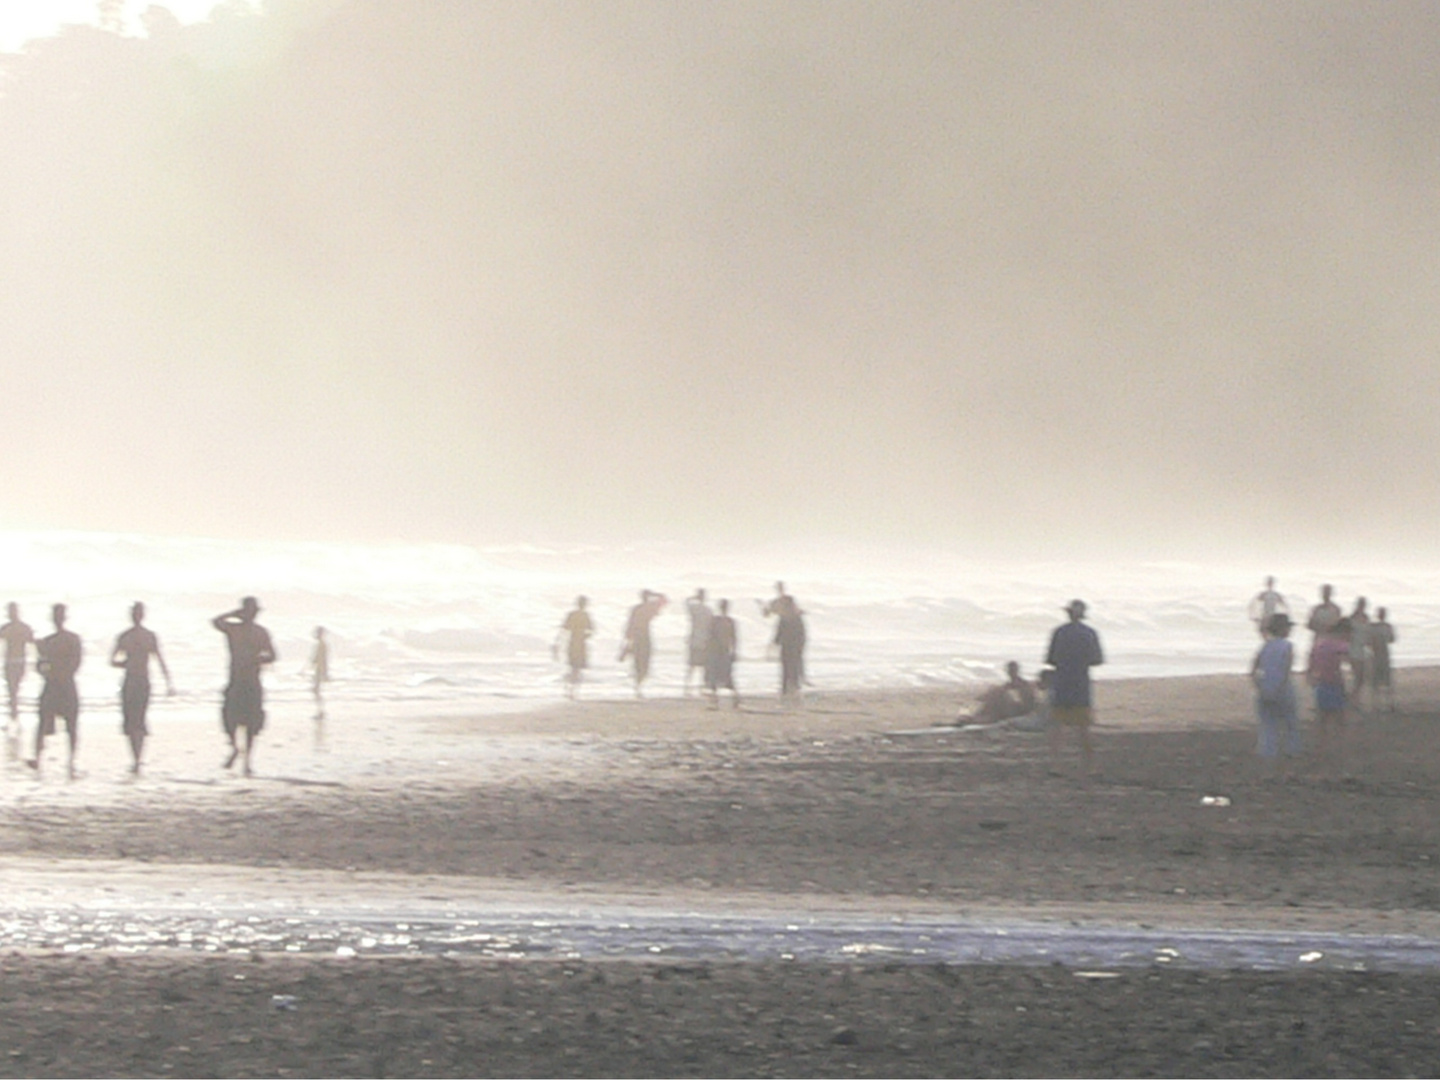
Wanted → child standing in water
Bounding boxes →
[1250,613,1299,775]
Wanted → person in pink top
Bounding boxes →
[1307,616,1354,777]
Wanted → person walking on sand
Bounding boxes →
[619,590,667,698]
[28,604,82,779]
[555,596,593,699]
[683,588,713,697]
[704,599,740,709]
[1307,616,1354,777]
[773,593,808,700]
[110,602,174,776]
[1043,600,1105,777]
[1248,577,1290,638]
[1250,613,1300,775]
[0,603,34,758]
[1306,584,1341,641]
[1369,607,1397,713]
[213,597,276,777]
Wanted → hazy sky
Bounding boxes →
[1,2,1437,560]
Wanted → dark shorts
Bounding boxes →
[1315,683,1346,713]
[38,680,79,735]
[222,678,266,737]
[122,676,151,738]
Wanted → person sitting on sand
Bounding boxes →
[1250,612,1300,773]
[1307,616,1353,777]
[960,661,1037,724]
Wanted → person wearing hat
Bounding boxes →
[212,596,276,776]
[1251,611,1300,770]
[1043,599,1105,775]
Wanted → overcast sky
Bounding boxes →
[0,2,1436,561]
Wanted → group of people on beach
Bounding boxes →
[0,598,329,781]
[958,577,1406,780]
[555,582,809,706]
[1250,578,1398,775]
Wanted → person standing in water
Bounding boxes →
[619,590,668,698]
[213,597,276,777]
[1307,584,1341,641]
[683,588,713,697]
[556,596,593,699]
[29,603,82,779]
[704,598,740,709]
[308,627,331,716]
[773,593,808,699]
[1248,577,1289,638]
[1043,599,1105,777]
[110,602,174,776]
[0,603,34,758]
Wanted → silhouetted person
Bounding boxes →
[773,593,807,699]
[308,626,330,716]
[1250,612,1300,774]
[704,598,740,709]
[1248,576,1289,638]
[1347,597,1371,703]
[684,588,713,697]
[1307,616,1354,777]
[0,602,34,758]
[110,601,173,776]
[962,661,1038,724]
[1306,583,1341,640]
[29,603,82,780]
[619,590,667,697]
[556,596,593,699]
[1043,599,1104,777]
[1369,607,1397,713]
[213,597,276,777]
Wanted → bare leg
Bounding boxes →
[242,726,255,777]
[65,721,78,780]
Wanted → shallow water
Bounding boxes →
[4,529,1440,717]
[4,906,1438,971]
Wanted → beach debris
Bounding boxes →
[270,994,298,1011]
[978,820,1010,831]
[1299,951,1324,964]
[335,945,356,958]
[1200,795,1231,807]
[1073,971,1121,979]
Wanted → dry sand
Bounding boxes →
[1,669,1439,1076]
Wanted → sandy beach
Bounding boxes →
[0,669,1438,1076]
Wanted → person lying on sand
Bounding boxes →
[958,661,1037,724]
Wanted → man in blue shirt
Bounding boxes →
[1044,599,1104,776]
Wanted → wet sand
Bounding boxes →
[1,670,1439,1075]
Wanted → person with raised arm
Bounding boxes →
[212,597,276,777]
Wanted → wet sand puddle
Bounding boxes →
[4,907,1440,973]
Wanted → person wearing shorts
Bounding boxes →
[1307,616,1353,777]
[1044,599,1105,776]
[213,597,276,777]
[30,603,82,779]
[111,602,174,776]
[1369,607,1397,713]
